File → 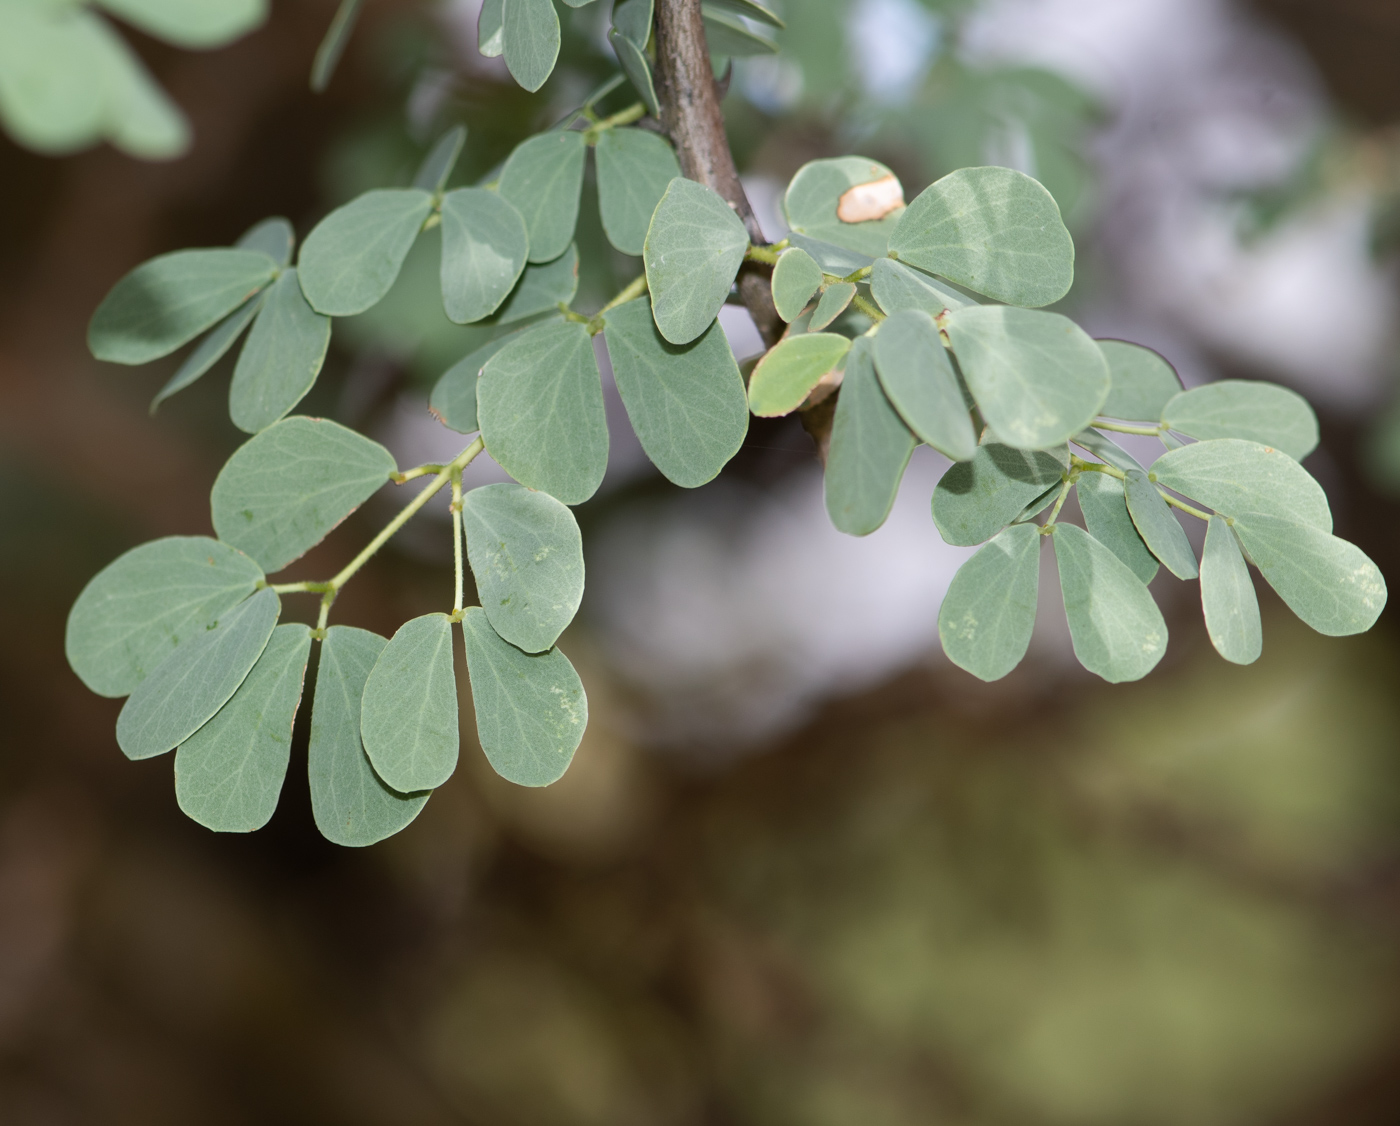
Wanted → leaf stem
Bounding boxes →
[584,101,647,142]
[1069,454,1126,480]
[268,580,335,594]
[841,265,873,284]
[1093,418,1163,436]
[599,272,649,314]
[850,293,885,322]
[392,463,446,484]
[450,468,465,618]
[1041,476,1074,530]
[1161,492,1214,521]
[744,243,785,266]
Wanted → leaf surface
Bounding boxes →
[309,626,428,846]
[414,124,466,193]
[889,166,1074,308]
[478,320,608,504]
[595,128,680,256]
[431,333,524,434]
[1071,427,1142,472]
[237,216,294,267]
[66,536,264,698]
[644,177,750,345]
[498,131,587,263]
[938,523,1040,681]
[502,0,561,92]
[933,443,1066,547]
[1052,523,1167,683]
[869,257,970,317]
[174,623,310,833]
[1074,472,1157,584]
[783,157,904,257]
[809,281,855,331]
[478,0,504,55]
[701,6,776,56]
[706,0,783,27]
[228,267,331,433]
[608,28,660,115]
[1098,339,1180,421]
[95,0,266,50]
[1150,439,1331,530]
[297,188,433,316]
[603,296,748,486]
[493,244,578,325]
[747,333,851,418]
[1161,380,1319,460]
[945,304,1109,449]
[1124,467,1197,579]
[461,608,587,787]
[873,309,977,461]
[150,291,263,410]
[361,613,459,792]
[116,587,280,760]
[825,338,916,535]
[771,247,822,322]
[612,0,653,46]
[440,187,529,323]
[1199,517,1261,665]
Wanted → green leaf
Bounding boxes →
[783,157,904,258]
[644,177,750,346]
[1098,339,1180,421]
[440,187,529,324]
[594,128,680,256]
[707,0,783,28]
[1074,472,1157,584]
[310,0,364,92]
[461,608,587,788]
[498,131,587,263]
[809,281,855,331]
[933,442,1066,547]
[478,320,609,504]
[889,166,1074,308]
[495,244,578,325]
[173,623,310,833]
[1150,439,1331,530]
[1052,523,1167,683]
[210,416,396,573]
[463,483,584,653]
[88,248,277,364]
[116,587,280,760]
[479,0,504,56]
[938,522,1040,681]
[66,536,264,698]
[603,296,749,486]
[502,0,561,93]
[1123,467,1197,579]
[747,332,851,418]
[0,8,105,155]
[701,5,777,56]
[770,247,822,322]
[1071,427,1142,472]
[944,305,1109,449]
[873,309,977,461]
[825,338,916,536]
[310,626,429,847]
[786,233,873,275]
[1232,514,1386,637]
[228,267,331,433]
[237,216,294,267]
[150,290,264,411]
[414,124,467,193]
[612,0,653,47]
[608,28,660,116]
[297,188,433,316]
[1199,517,1261,665]
[431,334,523,434]
[1161,380,1319,461]
[95,0,267,49]
[869,257,970,317]
[360,613,459,792]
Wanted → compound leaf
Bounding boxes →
[66,536,264,698]
[498,131,587,263]
[1075,472,1157,584]
[309,626,429,847]
[945,304,1109,450]
[463,483,584,653]
[95,0,267,51]
[782,157,904,258]
[211,416,396,573]
[594,127,680,256]
[770,247,822,322]
[237,216,294,267]
[869,256,970,317]
[1123,467,1198,579]
[478,320,608,504]
[1150,439,1331,530]
[88,248,276,364]
[603,296,748,486]
[151,290,263,411]
[360,613,459,793]
[644,176,750,345]
[440,187,529,323]
[809,281,855,331]
[1232,514,1386,637]
[1052,523,1167,683]
[116,587,280,760]
[1098,339,1180,421]
[228,267,331,433]
[495,243,578,324]
[933,442,1066,547]
[825,338,916,535]
[1200,517,1261,665]
[873,309,977,461]
[1161,380,1319,461]
[414,124,466,192]
[174,623,310,833]
[747,332,850,418]
[889,166,1074,308]
[502,0,560,93]
[297,188,433,316]
[461,607,587,788]
[938,522,1040,681]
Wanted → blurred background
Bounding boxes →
[5,0,1400,1122]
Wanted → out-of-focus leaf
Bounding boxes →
[825,338,915,535]
[478,0,504,56]
[933,443,1066,547]
[1075,472,1157,584]
[938,522,1040,681]
[783,157,904,258]
[174,623,310,832]
[503,0,561,93]
[498,131,587,263]
[707,0,783,28]
[608,28,660,116]
[594,128,680,256]
[612,0,652,47]
[1098,339,1181,421]
[440,188,529,324]
[747,333,850,418]
[1162,380,1319,461]
[1200,517,1261,665]
[310,0,365,92]
[361,614,459,793]
[414,124,467,193]
[701,5,776,56]
[237,216,295,267]
[97,0,267,49]
[644,177,750,345]
[298,188,433,315]
[1124,467,1198,579]
[1150,439,1331,530]
[873,309,977,461]
[228,267,331,433]
[771,247,823,322]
